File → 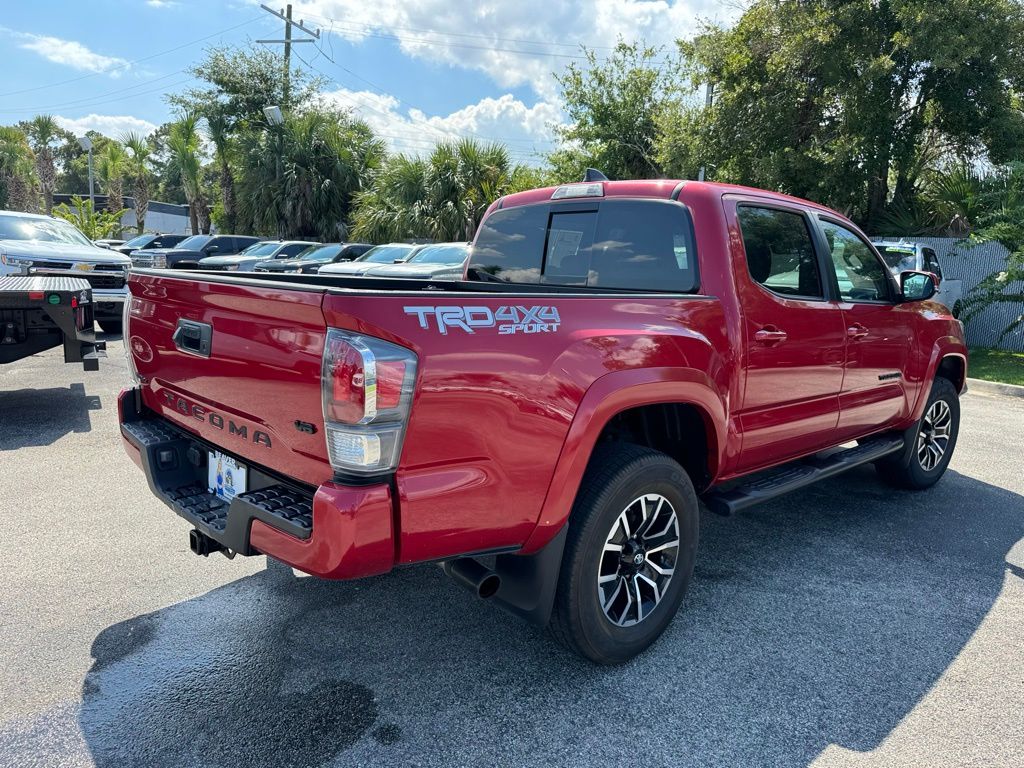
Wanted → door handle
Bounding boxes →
[847,324,869,340]
[754,327,788,345]
[172,318,213,357]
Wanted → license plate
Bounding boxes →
[208,451,247,502]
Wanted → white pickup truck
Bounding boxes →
[872,241,964,316]
[0,210,130,333]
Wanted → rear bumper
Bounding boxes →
[118,389,395,579]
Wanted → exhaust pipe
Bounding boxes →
[442,558,501,600]
[189,529,224,557]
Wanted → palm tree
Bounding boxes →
[26,115,59,214]
[121,131,152,234]
[167,112,208,234]
[97,141,128,217]
[203,110,237,233]
[0,126,38,212]
[351,138,516,242]
[237,109,384,239]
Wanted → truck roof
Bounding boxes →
[496,179,838,215]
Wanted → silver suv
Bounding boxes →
[0,210,130,333]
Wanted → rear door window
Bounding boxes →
[924,248,943,279]
[469,199,698,292]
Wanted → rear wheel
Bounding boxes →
[549,444,699,664]
[876,377,960,489]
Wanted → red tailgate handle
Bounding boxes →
[847,324,869,340]
[754,327,788,345]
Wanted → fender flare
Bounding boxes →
[910,338,967,422]
[520,366,728,554]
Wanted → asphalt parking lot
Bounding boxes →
[1,339,1022,768]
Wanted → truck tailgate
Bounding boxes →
[127,272,331,486]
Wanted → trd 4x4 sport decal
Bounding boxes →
[404,305,561,335]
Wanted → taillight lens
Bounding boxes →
[123,295,140,385]
[321,329,417,475]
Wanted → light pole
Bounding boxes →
[77,135,94,209]
[263,106,284,239]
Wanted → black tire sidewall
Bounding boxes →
[564,449,699,663]
[905,377,960,487]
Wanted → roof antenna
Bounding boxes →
[582,168,609,182]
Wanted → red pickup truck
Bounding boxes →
[119,179,966,663]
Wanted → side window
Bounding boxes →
[280,243,309,257]
[819,220,892,302]
[736,206,823,299]
[469,204,549,283]
[924,248,943,280]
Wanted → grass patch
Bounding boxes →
[968,348,1024,386]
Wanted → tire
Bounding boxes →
[97,320,123,335]
[549,443,699,664]
[876,377,960,490]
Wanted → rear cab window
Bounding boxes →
[469,198,698,292]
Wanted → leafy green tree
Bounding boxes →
[674,0,1024,228]
[352,139,531,242]
[0,126,38,212]
[53,195,126,239]
[236,107,384,239]
[551,42,676,181]
[121,132,152,234]
[168,45,322,123]
[24,115,61,214]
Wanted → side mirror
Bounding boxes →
[900,270,937,302]
[204,245,219,254]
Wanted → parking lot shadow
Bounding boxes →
[0,383,100,450]
[77,467,1023,768]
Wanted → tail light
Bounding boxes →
[321,329,418,475]
[123,295,140,385]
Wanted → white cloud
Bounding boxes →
[283,0,740,99]
[322,89,562,162]
[54,114,158,140]
[146,0,180,7]
[2,28,131,76]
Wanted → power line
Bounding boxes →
[0,70,191,115]
[0,15,266,99]
[256,4,320,107]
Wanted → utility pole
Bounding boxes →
[257,4,320,109]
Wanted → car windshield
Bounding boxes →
[0,215,93,247]
[359,244,415,263]
[240,242,278,256]
[409,244,468,265]
[177,235,212,250]
[876,246,918,273]
[297,244,341,261]
[122,234,154,249]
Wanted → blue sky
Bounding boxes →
[0,0,735,164]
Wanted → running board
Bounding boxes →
[702,435,905,516]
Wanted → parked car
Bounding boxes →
[362,242,470,280]
[119,178,967,664]
[93,238,126,250]
[114,233,188,257]
[198,240,318,272]
[872,240,964,315]
[130,234,263,270]
[1,210,130,333]
[316,243,422,276]
[254,243,374,274]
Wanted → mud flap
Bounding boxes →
[491,524,568,626]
